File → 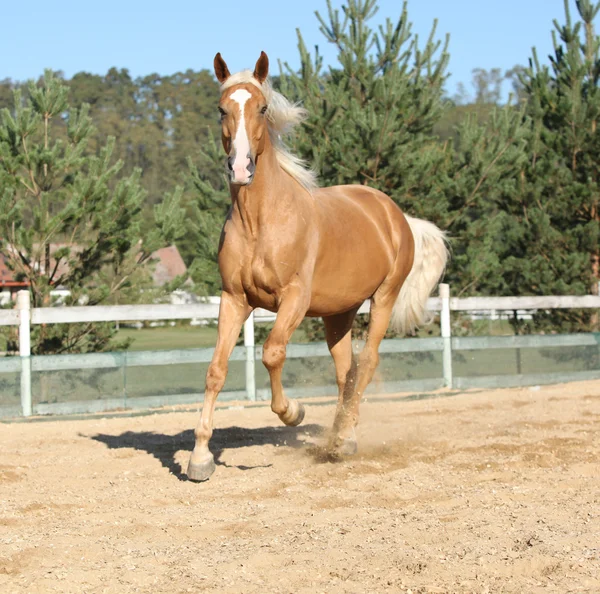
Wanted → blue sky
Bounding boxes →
[0,0,590,99]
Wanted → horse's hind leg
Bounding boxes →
[263,287,310,426]
[329,287,399,456]
[324,310,358,448]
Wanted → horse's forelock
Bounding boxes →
[220,71,268,97]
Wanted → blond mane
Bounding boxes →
[220,70,318,193]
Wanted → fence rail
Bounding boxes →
[449,295,600,311]
[1,285,599,418]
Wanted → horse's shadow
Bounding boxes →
[89,423,324,481]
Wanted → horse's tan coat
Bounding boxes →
[187,53,444,480]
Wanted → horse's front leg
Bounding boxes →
[262,287,310,426]
[187,291,251,481]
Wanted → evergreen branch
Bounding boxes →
[20,136,40,197]
[447,136,515,226]
[18,177,37,196]
[370,103,393,182]
[7,222,31,281]
[52,323,96,355]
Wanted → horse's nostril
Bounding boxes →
[247,156,255,175]
[227,157,234,171]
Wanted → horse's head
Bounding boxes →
[214,52,270,186]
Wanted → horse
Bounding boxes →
[187,51,448,481]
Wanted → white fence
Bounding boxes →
[1,284,599,418]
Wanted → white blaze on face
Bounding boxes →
[229,88,252,183]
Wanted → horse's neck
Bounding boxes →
[229,145,290,237]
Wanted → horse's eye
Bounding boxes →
[218,107,226,118]
[260,105,268,115]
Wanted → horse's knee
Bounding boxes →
[205,362,227,394]
[262,341,286,372]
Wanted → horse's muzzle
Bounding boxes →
[228,154,255,185]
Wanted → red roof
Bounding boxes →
[0,244,188,289]
[151,246,188,286]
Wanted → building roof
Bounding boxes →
[0,244,188,289]
[151,245,188,287]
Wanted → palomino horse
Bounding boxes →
[187,52,448,481]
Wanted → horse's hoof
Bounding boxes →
[334,437,358,456]
[279,399,305,427]
[187,453,216,482]
[329,432,358,457]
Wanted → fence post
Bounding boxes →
[243,312,256,401]
[439,283,453,389]
[17,290,32,417]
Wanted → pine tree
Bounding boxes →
[441,107,531,299]
[67,68,221,248]
[0,70,187,354]
[492,0,600,331]
[185,130,230,295]
[279,0,449,218]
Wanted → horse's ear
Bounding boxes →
[214,53,231,84]
[253,51,269,84]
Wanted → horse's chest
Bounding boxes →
[238,252,283,309]
[222,226,301,310]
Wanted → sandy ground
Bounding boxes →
[0,381,599,594]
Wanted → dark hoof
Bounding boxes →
[279,400,305,427]
[187,454,216,482]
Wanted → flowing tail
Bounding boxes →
[390,215,449,336]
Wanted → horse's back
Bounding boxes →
[314,184,407,228]
[307,184,413,316]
